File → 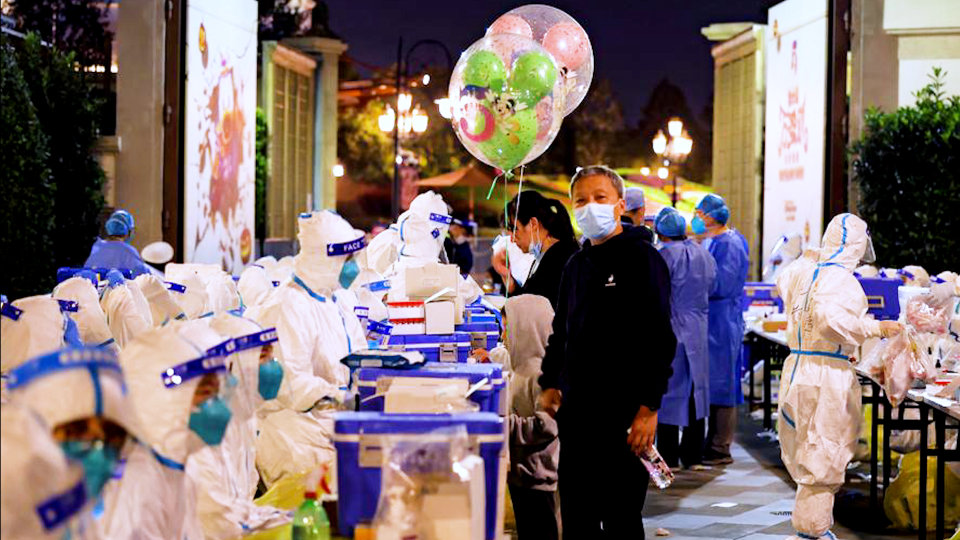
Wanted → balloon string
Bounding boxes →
[503,168,510,302]
[486,172,503,201]
[512,165,525,237]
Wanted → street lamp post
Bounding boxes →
[387,37,453,219]
[652,117,693,207]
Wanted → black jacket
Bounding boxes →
[517,238,580,309]
[444,237,474,275]
[539,227,676,428]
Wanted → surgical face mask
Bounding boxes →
[188,396,232,446]
[60,440,120,498]
[574,203,618,241]
[258,359,284,400]
[691,215,707,235]
[338,258,360,289]
[528,225,544,259]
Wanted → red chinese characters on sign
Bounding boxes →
[778,40,807,182]
[784,200,797,222]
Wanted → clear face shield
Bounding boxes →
[327,234,367,289]
[861,232,877,264]
[161,347,236,446]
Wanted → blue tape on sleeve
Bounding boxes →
[367,319,393,336]
[365,280,391,292]
[2,302,23,320]
[165,281,187,293]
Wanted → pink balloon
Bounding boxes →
[488,14,533,39]
[488,33,527,71]
[542,22,589,71]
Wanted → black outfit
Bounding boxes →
[656,394,705,469]
[443,237,474,275]
[509,486,560,540]
[539,226,676,539]
[516,238,579,309]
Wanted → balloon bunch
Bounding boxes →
[449,5,593,175]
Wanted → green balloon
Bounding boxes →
[509,51,558,107]
[478,108,537,171]
[463,50,506,92]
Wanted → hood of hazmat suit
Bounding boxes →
[102,320,228,540]
[503,295,554,417]
[365,225,400,277]
[900,265,930,288]
[186,314,290,539]
[2,295,72,373]
[134,274,186,326]
[53,277,115,348]
[196,266,241,314]
[164,263,212,319]
[238,264,274,310]
[763,233,804,282]
[1,403,91,540]
[100,272,154,347]
[387,192,453,302]
[269,256,296,285]
[243,210,361,487]
[777,214,883,539]
[854,264,879,278]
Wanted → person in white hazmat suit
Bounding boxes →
[99,269,154,347]
[763,232,803,283]
[134,273,187,326]
[243,210,366,487]
[165,263,213,319]
[1,402,97,540]
[101,320,235,539]
[53,272,117,349]
[776,214,902,540]
[5,344,135,539]
[185,313,290,539]
[238,263,275,310]
[2,295,82,374]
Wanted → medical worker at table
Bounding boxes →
[777,213,901,540]
[84,209,151,276]
[692,193,749,465]
[654,208,716,469]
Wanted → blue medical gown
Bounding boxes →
[84,239,150,276]
[659,239,717,426]
[706,230,749,407]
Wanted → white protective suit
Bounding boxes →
[186,313,289,539]
[100,277,154,348]
[385,192,483,307]
[238,264,275,310]
[101,320,227,540]
[164,264,212,319]
[1,295,71,372]
[366,224,400,277]
[196,265,241,314]
[777,214,884,539]
[269,256,296,285]
[134,273,186,326]
[54,276,115,348]
[763,232,804,283]
[900,265,930,287]
[1,403,92,540]
[243,210,366,487]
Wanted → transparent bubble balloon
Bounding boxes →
[449,33,565,172]
[487,4,594,117]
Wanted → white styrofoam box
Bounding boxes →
[406,262,459,299]
[387,301,425,320]
[425,300,456,335]
[389,319,425,335]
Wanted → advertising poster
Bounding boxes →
[184,0,257,272]
[762,0,828,263]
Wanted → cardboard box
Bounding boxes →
[425,300,456,334]
[406,263,459,299]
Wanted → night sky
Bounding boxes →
[328,0,771,125]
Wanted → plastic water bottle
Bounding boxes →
[291,490,330,540]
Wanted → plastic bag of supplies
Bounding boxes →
[859,329,935,407]
[373,426,485,540]
[884,451,960,532]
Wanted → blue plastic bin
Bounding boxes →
[357,363,505,414]
[333,412,505,539]
[857,277,901,321]
[383,332,472,362]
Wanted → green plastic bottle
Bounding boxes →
[291,489,330,540]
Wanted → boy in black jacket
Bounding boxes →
[539,166,676,539]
